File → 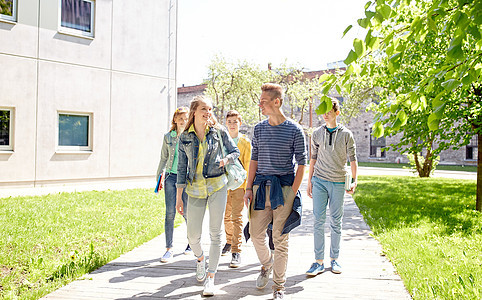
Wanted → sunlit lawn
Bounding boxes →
[354,176,481,300]
[0,189,180,300]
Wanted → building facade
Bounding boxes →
[0,0,178,188]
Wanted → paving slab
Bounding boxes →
[41,178,411,299]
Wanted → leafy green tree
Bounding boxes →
[204,56,270,125]
[319,0,482,210]
[204,57,322,126]
[285,77,325,125]
[0,0,13,16]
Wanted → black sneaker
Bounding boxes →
[183,244,192,255]
[221,243,231,256]
[230,252,241,268]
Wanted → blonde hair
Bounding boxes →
[170,106,189,132]
[261,83,284,105]
[185,95,219,131]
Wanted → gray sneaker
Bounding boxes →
[256,265,272,289]
[196,257,207,282]
[230,252,241,268]
[273,289,284,299]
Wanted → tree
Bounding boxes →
[285,77,326,125]
[204,56,271,125]
[0,0,13,16]
[204,57,323,126]
[318,0,482,211]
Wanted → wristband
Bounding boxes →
[246,187,253,190]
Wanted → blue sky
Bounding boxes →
[176,0,367,87]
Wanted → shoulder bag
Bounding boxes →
[217,130,247,191]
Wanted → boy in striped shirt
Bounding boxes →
[244,83,306,300]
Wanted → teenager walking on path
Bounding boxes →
[222,110,251,268]
[175,96,240,296]
[244,83,307,300]
[305,98,358,276]
[155,107,191,263]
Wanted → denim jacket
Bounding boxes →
[243,186,302,241]
[253,174,302,234]
[156,131,179,179]
[176,125,240,188]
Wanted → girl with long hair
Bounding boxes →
[155,106,191,262]
[176,95,239,296]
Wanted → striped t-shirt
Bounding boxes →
[251,119,307,176]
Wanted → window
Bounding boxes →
[0,0,17,22]
[0,108,13,151]
[59,0,95,37]
[58,112,92,151]
[370,129,386,158]
[466,135,478,160]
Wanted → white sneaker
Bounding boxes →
[196,257,207,282]
[160,250,173,263]
[203,276,215,296]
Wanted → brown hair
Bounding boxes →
[331,98,340,113]
[261,83,284,105]
[170,106,189,132]
[185,95,219,131]
[226,110,242,122]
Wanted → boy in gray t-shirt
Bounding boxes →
[305,98,358,276]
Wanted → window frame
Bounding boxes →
[0,107,14,152]
[0,0,17,23]
[56,111,93,152]
[58,0,95,38]
[369,129,386,158]
[465,135,478,161]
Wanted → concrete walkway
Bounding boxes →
[359,166,477,180]
[42,177,411,300]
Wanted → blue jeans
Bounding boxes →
[312,176,345,260]
[164,173,187,249]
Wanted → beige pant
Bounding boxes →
[249,185,295,291]
[224,187,245,253]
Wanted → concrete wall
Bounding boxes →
[0,0,177,187]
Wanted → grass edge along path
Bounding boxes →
[358,162,477,172]
[354,175,481,300]
[0,188,180,300]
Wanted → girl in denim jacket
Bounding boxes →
[175,95,239,296]
[155,107,191,262]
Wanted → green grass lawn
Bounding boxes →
[358,161,477,172]
[354,176,481,300]
[0,189,181,300]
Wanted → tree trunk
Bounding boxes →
[413,152,423,175]
[477,132,481,212]
[421,148,433,178]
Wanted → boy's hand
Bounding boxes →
[244,190,253,207]
[347,181,357,195]
[307,180,313,198]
